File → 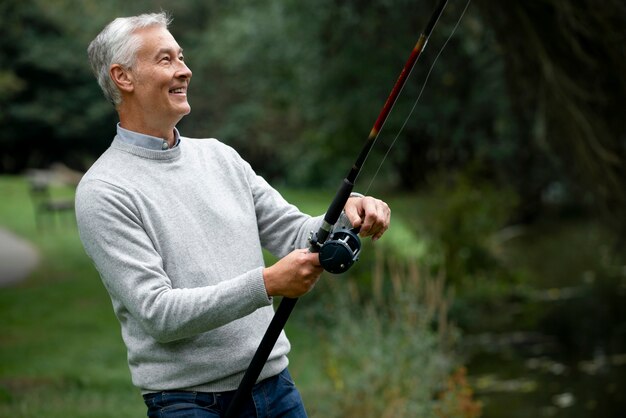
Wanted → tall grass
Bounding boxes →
[299,248,481,418]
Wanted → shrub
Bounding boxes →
[424,169,519,286]
[308,251,481,417]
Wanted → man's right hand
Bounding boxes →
[262,249,323,298]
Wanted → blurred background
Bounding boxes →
[1,0,624,417]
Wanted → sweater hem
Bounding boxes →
[139,356,289,395]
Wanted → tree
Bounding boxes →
[0,0,118,172]
[476,0,626,228]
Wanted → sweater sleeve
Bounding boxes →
[75,179,272,343]
[236,159,322,258]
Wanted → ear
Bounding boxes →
[110,64,134,94]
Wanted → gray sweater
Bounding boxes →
[75,135,322,393]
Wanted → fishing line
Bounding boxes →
[224,3,460,416]
[363,0,472,195]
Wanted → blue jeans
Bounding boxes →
[143,369,307,417]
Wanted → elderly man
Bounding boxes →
[76,12,390,418]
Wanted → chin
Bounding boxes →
[173,104,191,117]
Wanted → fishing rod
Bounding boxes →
[224,1,448,416]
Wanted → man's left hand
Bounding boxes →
[344,196,391,242]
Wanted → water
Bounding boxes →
[462,220,626,417]
[466,330,626,417]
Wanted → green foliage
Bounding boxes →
[2,0,624,233]
[420,169,519,285]
[475,0,626,228]
[0,0,115,171]
[0,0,222,172]
[184,0,521,191]
[301,254,480,418]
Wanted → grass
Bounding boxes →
[0,175,429,417]
[0,177,145,416]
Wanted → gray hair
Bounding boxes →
[87,12,172,107]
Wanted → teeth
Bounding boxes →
[170,88,184,93]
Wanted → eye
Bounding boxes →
[179,55,185,62]
[160,56,171,63]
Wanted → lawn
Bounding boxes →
[0,176,147,417]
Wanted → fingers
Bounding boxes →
[343,197,364,229]
[263,249,323,298]
[356,197,390,241]
[300,249,323,271]
[288,251,323,297]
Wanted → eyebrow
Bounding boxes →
[155,47,184,57]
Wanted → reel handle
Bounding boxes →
[314,227,362,274]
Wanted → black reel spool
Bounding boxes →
[318,227,362,274]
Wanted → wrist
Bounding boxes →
[262,266,276,297]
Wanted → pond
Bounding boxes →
[462,220,626,417]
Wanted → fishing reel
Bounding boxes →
[310,227,362,274]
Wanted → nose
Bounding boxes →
[176,60,192,80]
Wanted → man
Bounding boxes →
[76,12,390,418]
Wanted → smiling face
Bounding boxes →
[113,25,192,139]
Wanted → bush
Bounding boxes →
[306,251,481,418]
[423,169,519,286]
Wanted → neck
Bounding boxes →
[117,108,180,147]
